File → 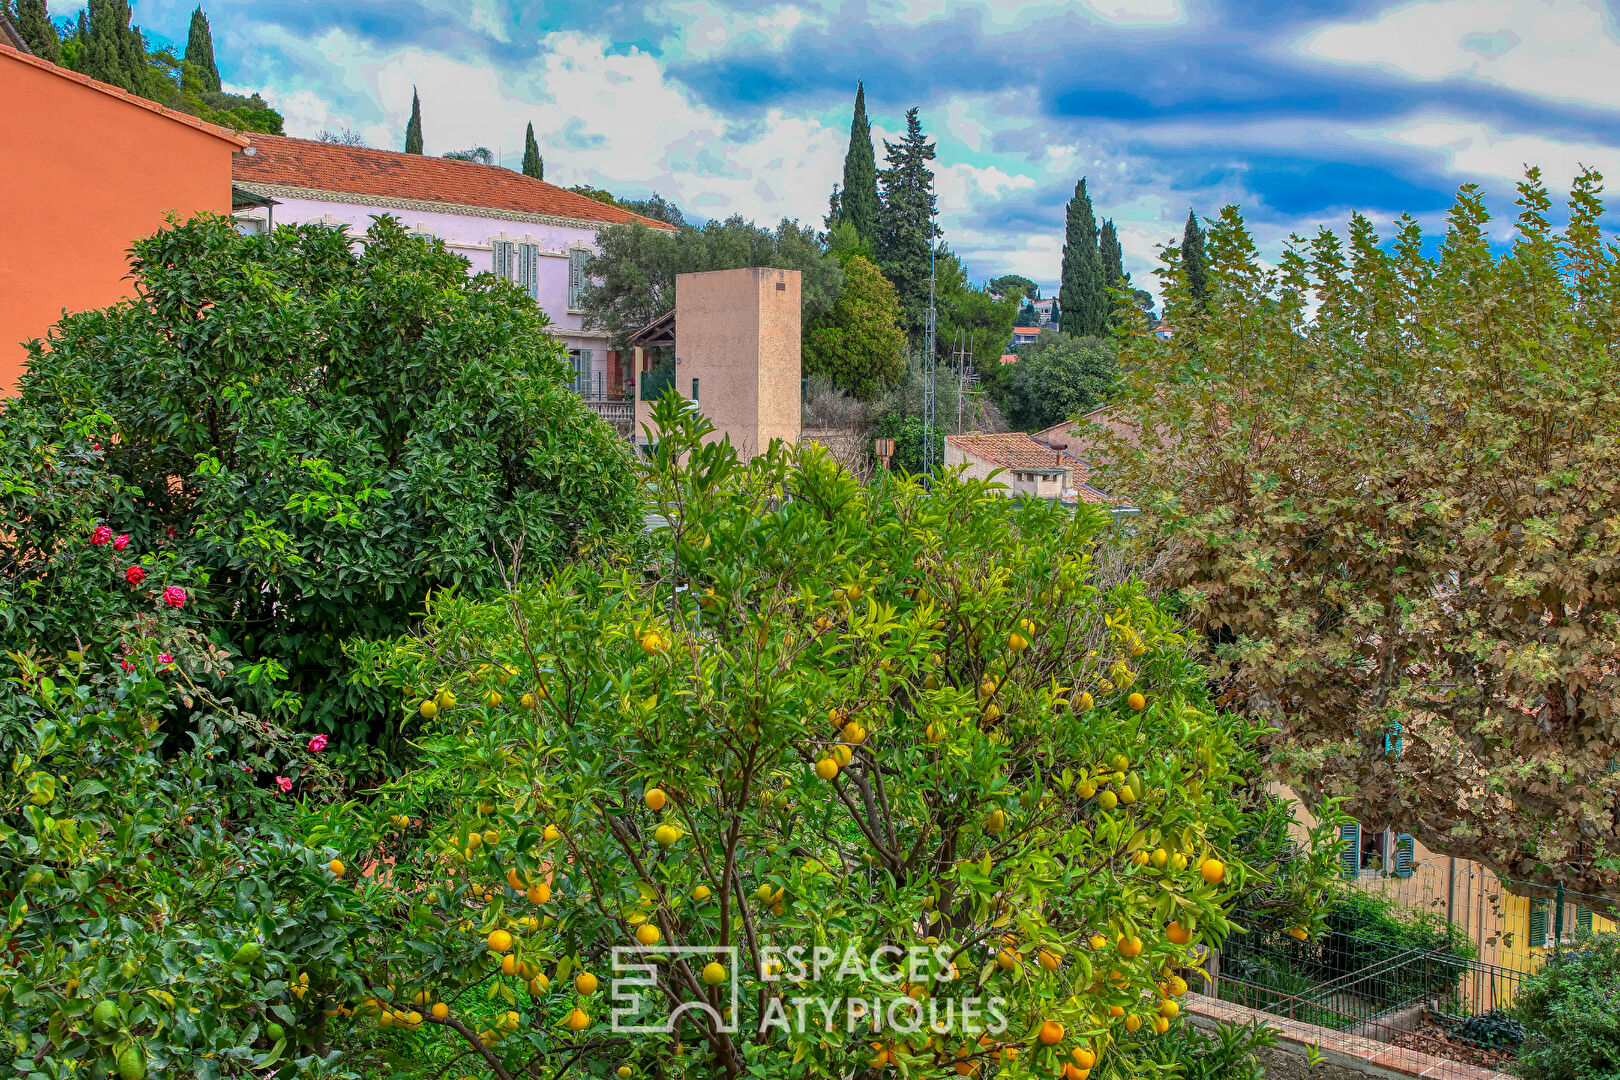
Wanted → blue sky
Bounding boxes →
[84,0,1620,296]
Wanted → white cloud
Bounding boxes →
[254,29,847,227]
[1296,0,1620,111]
[1082,0,1186,27]
[652,2,826,61]
[1347,113,1620,188]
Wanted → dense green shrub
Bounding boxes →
[985,331,1117,432]
[6,214,639,743]
[0,632,373,1079]
[1512,932,1620,1080]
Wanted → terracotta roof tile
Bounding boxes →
[234,134,677,230]
[1,43,249,148]
[947,432,1082,473]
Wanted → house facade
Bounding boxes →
[231,135,677,429]
[945,431,1113,504]
[1,42,247,394]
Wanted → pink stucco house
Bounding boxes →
[231,135,675,431]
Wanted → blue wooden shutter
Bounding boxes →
[1339,823,1361,879]
[1528,899,1548,948]
[568,248,588,309]
[1393,834,1415,878]
[1383,720,1403,758]
[493,239,514,280]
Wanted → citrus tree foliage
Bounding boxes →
[0,632,367,1080]
[1104,168,1620,898]
[337,395,1338,1079]
[9,214,638,740]
[804,254,907,400]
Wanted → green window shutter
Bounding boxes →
[518,243,539,300]
[1528,899,1547,948]
[1393,833,1415,878]
[568,248,588,309]
[1576,907,1593,934]
[1339,823,1361,879]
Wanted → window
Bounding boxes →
[1528,898,1549,949]
[493,239,515,280]
[517,243,539,301]
[691,377,699,402]
[567,348,592,394]
[1338,821,1395,876]
[568,247,590,310]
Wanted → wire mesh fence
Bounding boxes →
[1207,875,1619,1073]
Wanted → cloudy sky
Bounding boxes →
[88,0,1620,296]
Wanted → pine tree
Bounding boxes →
[12,0,60,62]
[1182,209,1209,310]
[837,81,881,244]
[1100,219,1127,290]
[182,7,219,93]
[404,88,423,154]
[1058,178,1107,338]
[521,122,543,180]
[875,106,938,341]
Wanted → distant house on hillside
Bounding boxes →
[1030,297,1056,326]
[945,431,1119,508]
[1010,326,1040,348]
[231,135,677,431]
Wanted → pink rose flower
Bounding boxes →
[125,565,146,585]
[112,534,129,551]
[308,734,328,753]
[162,585,187,609]
[157,652,174,665]
[119,660,135,672]
[90,525,113,546]
[275,776,293,793]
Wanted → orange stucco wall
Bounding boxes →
[0,48,240,395]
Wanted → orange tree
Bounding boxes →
[1102,168,1620,898]
[331,395,1341,1079]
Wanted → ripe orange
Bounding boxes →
[431,1002,449,1020]
[487,929,514,953]
[1071,1047,1096,1069]
[1127,692,1146,711]
[1165,922,1191,946]
[328,858,346,878]
[1199,858,1226,885]
[565,1008,590,1031]
[1118,936,1143,958]
[636,923,661,946]
[645,788,667,811]
[1038,1020,1064,1045]
[815,758,839,781]
[575,972,599,995]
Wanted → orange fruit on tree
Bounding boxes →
[564,1008,590,1031]
[635,923,662,946]
[1166,922,1191,946]
[1071,1047,1096,1069]
[1127,693,1146,711]
[576,972,599,995]
[1124,1014,1142,1032]
[645,788,667,811]
[1118,936,1143,958]
[815,758,839,781]
[1199,858,1226,885]
[328,858,345,878]
[1037,1020,1064,1045]
[528,881,551,905]
[487,929,514,953]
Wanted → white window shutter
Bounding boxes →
[493,240,514,280]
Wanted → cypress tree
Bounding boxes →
[1058,178,1107,338]
[1182,209,1209,309]
[521,122,543,180]
[874,107,939,341]
[182,7,220,93]
[13,0,60,62]
[838,81,880,243]
[1100,218,1126,290]
[404,88,423,154]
